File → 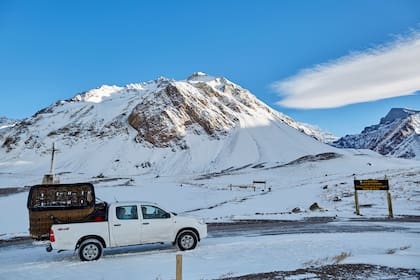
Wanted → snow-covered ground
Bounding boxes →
[1,149,420,237]
[0,227,419,279]
[1,147,419,279]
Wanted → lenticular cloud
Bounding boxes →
[273,33,420,109]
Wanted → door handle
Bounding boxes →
[114,224,121,226]
[142,222,150,225]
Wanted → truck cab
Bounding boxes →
[109,202,180,247]
[49,201,207,261]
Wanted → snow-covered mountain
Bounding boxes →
[0,117,17,130]
[0,73,336,179]
[333,108,420,159]
[297,123,339,143]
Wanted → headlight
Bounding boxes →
[198,218,206,225]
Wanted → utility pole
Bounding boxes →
[49,142,57,175]
[42,143,60,184]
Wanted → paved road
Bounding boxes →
[208,216,420,238]
[2,216,419,249]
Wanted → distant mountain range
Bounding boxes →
[333,108,420,160]
[0,73,336,177]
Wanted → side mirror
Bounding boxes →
[164,212,171,219]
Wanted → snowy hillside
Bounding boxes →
[298,123,339,143]
[1,145,420,279]
[1,75,420,279]
[0,73,335,184]
[0,117,16,130]
[333,108,420,159]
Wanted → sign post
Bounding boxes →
[176,254,182,280]
[353,177,393,218]
[354,188,360,216]
[387,191,393,218]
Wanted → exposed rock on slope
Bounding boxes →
[0,73,336,176]
[128,81,236,147]
[333,108,420,159]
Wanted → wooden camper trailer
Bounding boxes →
[27,183,97,240]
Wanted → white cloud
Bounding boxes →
[273,33,420,109]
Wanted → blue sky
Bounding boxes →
[1,0,419,136]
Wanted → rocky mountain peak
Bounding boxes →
[127,76,266,148]
[380,108,420,125]
[333,108,420,159]
[0,73,337,177]
[0,73,340,177]
[187,71,210,81]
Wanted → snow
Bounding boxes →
[0,230,419,279]
[299,122,339,143]
[380,108,420,125]
[0,117,17,130]
[334,108,420,159]
[0,74,344,182]
[1,145,419,235]
[1,147,419,243]
[76,85,124,103]
[0,192,28,236]
[0,145,419,279]
[0,74,419,278]
[187,72,216,82]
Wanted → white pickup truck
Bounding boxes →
[48,201,207,261]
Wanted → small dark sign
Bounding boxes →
[354,179,389,191]
[252,181,266,184]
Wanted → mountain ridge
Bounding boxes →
[333,108,420,159]
[0,73,337,177]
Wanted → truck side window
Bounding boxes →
[141,205,170,219]
[116,206,138,220]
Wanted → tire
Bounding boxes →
[177,231,198,251]
[79,239,103,261]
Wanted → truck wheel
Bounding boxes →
[79,239,103,261]
[177,231,198,251]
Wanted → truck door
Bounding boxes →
[140,205,174,243]
[110,205,141,247]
